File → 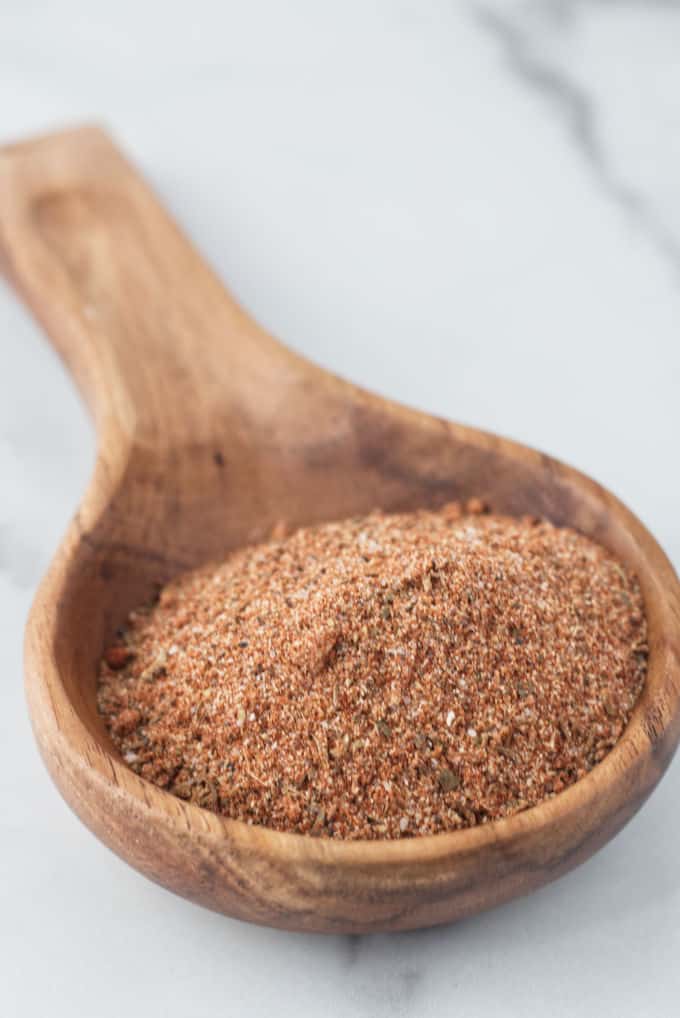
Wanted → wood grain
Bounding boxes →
[3,125,680,933]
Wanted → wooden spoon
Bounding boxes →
[3,126,679,934]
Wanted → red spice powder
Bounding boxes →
[98,503,648,839]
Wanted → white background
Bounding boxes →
[2,2,680,1016]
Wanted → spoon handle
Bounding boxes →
[0,125,479,559]
[0,125,295,443]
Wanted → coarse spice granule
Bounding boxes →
[98,502,648,840]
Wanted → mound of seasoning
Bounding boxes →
[98,503,648,840]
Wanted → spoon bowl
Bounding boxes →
[4,126,680,933]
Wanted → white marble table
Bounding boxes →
[2,2,679,1015]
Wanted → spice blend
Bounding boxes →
[98,503,648,840]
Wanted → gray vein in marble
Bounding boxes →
[355,962,425,1018]
[344,934,362,966]
[474,4,680,277]
[397,968,423,1004]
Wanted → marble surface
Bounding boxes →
[2,1,680,1015]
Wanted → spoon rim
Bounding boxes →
[26,439,680,867]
